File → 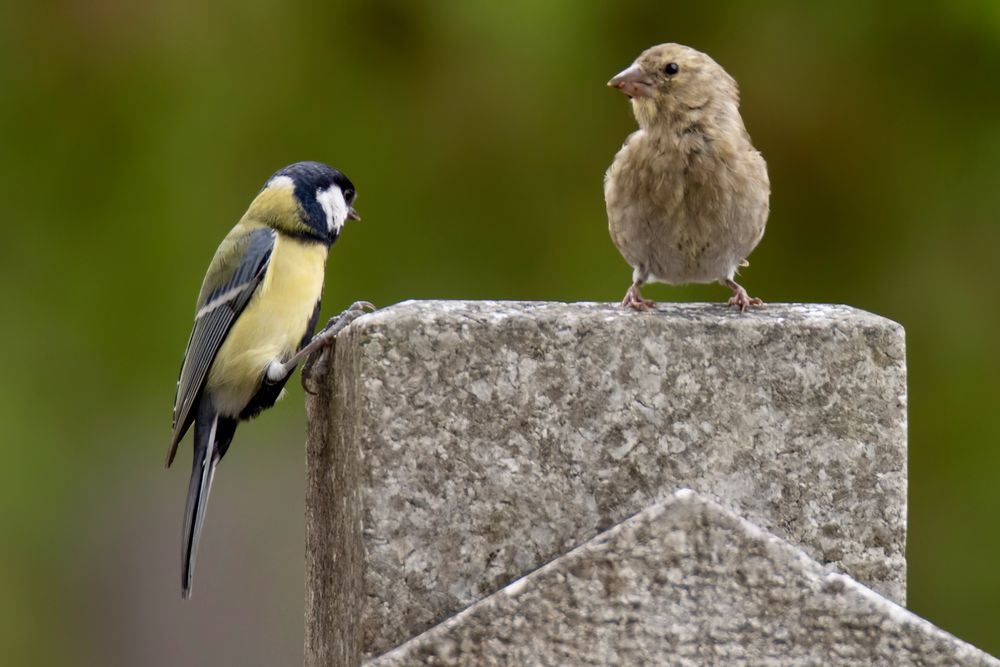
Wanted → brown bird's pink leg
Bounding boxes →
[723,279,763,312]
[622,282,655,311]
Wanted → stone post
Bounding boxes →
[304,301,908,666]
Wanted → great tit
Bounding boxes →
[166,161,370,597]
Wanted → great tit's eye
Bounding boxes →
[664,62,679,76]
[343,188,355,201]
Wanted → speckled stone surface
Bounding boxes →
[304,300,907,664]
[368,491,994,667]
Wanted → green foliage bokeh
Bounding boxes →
[1,2,999,664]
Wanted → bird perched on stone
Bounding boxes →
[604,43,769,311]
[166,161,372,597]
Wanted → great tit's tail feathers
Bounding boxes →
[181,403,237,598]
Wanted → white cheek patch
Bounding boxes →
[315,185,348,234]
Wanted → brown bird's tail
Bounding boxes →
[181,400,237,598]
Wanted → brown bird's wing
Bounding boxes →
[166,226,276,466]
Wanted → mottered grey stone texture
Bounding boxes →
[368,491,995,667]
[304,300,907,664]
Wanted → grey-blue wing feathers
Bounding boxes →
[167,227,276,466]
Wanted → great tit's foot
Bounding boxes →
[621,284,655,311]
[723,280,763,313]
[313,301,376,344]
[299,301,376,393]
[301,348,330,394]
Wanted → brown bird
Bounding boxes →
[604,43,770,311]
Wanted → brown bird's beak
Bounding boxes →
[348,207,361,221]
[608,64,654,99]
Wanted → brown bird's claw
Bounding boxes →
[622,284,655,311]
[727,293,763,312]
[724,280,763,313]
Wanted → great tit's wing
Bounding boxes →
[167,225,277,466]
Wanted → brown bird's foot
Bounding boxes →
[723,280,763,313]
[298,301,376,393]
[621,284,655,311]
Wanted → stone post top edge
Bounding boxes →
[345,299,903,333]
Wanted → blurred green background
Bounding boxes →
[2,1,998,664]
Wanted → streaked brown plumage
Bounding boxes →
[604,43,769,311]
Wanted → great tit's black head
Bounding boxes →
[259,161,360,243]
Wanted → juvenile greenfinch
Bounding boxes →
[605,44,769,311]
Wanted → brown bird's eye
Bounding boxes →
[664,62,679,75]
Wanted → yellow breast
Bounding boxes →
[207,235,328,416]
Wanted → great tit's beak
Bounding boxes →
[608,64,654,99]
[348,207,361,221]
